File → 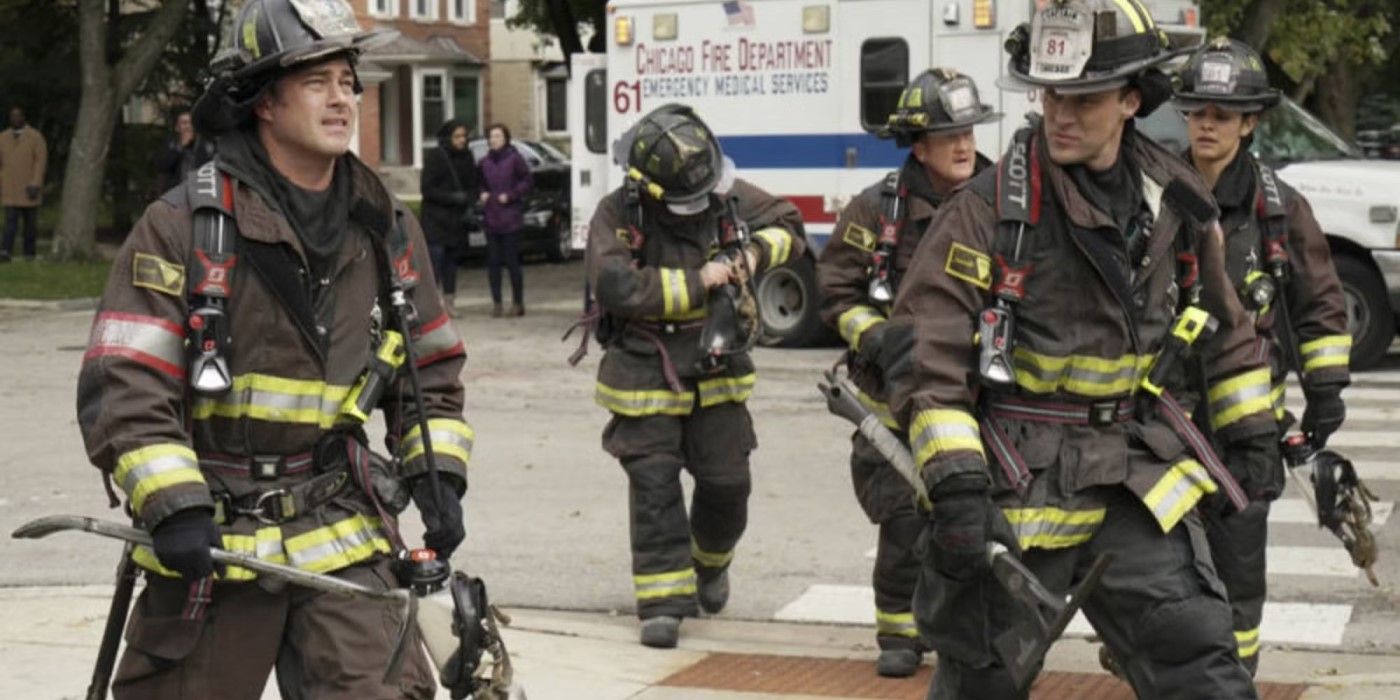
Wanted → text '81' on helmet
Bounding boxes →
[614,104,736,216]
[999,0,1184,97]
[1173,37,1280,114]
[882,68,1002,148]
[192,0,395,136]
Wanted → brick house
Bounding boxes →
[353,0,491,195]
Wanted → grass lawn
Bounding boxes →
[0,260,111,299]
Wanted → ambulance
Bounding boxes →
[564,1,1400,367]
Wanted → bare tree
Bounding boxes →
[52,0,189,261]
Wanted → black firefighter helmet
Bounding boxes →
[881,68,1002,148]
[1173,37,1280,114]
[613,103,736,216]
[192,0,395,136]
[999,0,1188,115]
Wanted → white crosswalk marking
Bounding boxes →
[1063,602,1353,646]
[1267,546,1363,578]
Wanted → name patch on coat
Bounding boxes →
[944,242,991,289]
[132,253,185,297]
[842,222,876,253]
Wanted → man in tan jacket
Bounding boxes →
[0,106,47,261]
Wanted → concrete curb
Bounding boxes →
[0,297,98,311]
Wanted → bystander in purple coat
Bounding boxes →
[478,143,532,235]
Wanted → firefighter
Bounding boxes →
[1174,37,1350,675]
[882,1,1275,696]
[586,103,804,648]
[75,1,469,697]
[816,68,999,677]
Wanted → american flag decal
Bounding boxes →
[723,0,755,26]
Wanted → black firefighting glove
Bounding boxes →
[855,321,886,365]
[874,321,915,387]
[1302,385,1346,448]
[151,508,223,581]
[1224,432,1284,503]
[927,471,1015,581]
[411,474,465,559]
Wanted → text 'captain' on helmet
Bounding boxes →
[881,68,1002,148]
[1173,37,1280,115]
[998,0,1191,116]
[192,0,396,137]
[612,104,737,217]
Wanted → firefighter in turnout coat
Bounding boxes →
[883,1,1276,697]
[816,67,999,677]
[75,2,469,697]
[1175,37,1351,675]
[586,104,804,649]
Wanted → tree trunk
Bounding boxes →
[51,0,189,261]
[1311,61,1361,140]
[1234,0,1286,50]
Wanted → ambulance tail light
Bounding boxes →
[973,0,995,28]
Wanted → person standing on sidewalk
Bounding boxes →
[75,1,469,697]
[421,118,480,317]
[587,103,804,648]
[153,110,215,194]
[478,124,532,317]
[816,67,998,678]
[1174,37,1350,676]
[0,106,47,262]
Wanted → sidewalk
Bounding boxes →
[2,585,1397,699]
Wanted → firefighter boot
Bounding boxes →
[697,569,730,614]
[640,615,681,648]
[877,648,923,678]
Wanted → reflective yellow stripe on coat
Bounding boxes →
[192,373,351,429]
[1002,507,1105,550]
[697,373,755,407]
[754,227,794,268]
[114,444,205,516]
[1143,459,1218,532]
[1209,367,1274,431]
[402,418,475,468]
[659,268,695,319]
[1299,335,1350,375]
[837,305,885,350]
[909,408,983,466]
[1013,347,1154,397]
[131,513,393,580]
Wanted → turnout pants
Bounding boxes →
[112,557,436,700]
[603,401,757,619]
[850,432,923,650]
[921,486,1256,700]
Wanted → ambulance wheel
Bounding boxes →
[1335,252,1394,370]
[756,255,829,347]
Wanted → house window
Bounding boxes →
[447,0,475,24]
[421,72,447,159]
[545,76,567,133]
[409,0,439,21]
[369,0,397,17]
[860,38,908,130]
[452,75,481,135]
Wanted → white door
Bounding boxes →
[568,53,612,252]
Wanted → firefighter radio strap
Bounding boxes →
[187,161,239,396]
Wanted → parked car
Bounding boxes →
[465,138,575,262]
